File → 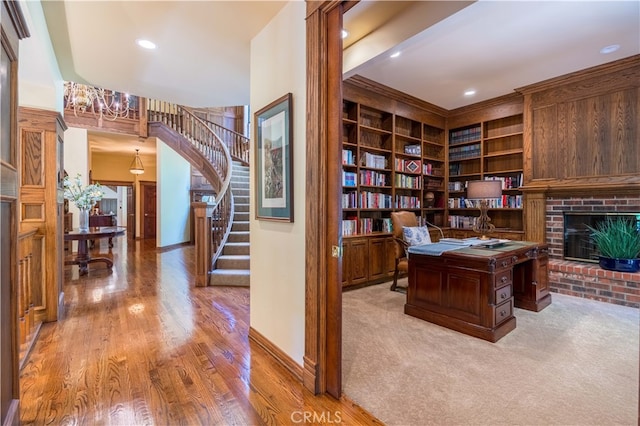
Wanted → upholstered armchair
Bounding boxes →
[390,211,418,291]
[390,211,443,292]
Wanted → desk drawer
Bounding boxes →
[494,299,513,325]
[495,285,512,304]
[494,270,512,288]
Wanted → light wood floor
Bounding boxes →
[20,237,380,425]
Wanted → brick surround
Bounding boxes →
[545,194,640,308]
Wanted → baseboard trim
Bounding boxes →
[157,241,192,252]
[248,327,303,382]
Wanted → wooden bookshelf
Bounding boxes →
[446,100,525,240]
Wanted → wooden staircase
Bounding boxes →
[146,101,250,286]
[210,161,250,286]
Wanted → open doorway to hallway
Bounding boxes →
[93,181,135,238]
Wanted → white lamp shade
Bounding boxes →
[466,180,502,199]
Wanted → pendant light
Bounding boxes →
[129,148,145,175]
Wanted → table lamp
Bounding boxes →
[466,180,502,240]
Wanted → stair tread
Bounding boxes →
[218,254,250,259]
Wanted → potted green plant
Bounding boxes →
[587,217,640,273]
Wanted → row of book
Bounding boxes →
[395,195,420,209]
[423,163,443,176]
[361,152,387,169]
[450,127,481,145]
[448,195,523,209]
[448,176,523,191]
[360,170,388,187]
[449,143,481,161]
[395,174,421,189]
[359,191,393,209]
[342,149,356,166]
[394,158,421,174]
[342,192,357,209]
[484,174,523,189]
[341,217,392,236]
[342,171,357,187]
[341,215,443,236]
[404,144,421,155]
[448,215,477,229]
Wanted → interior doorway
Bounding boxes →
[92,180,135,237]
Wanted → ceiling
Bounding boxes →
[37,0,639,155]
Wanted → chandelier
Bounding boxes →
[63,81,131,121]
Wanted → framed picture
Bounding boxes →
[254,93,293,222]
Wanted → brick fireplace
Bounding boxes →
[545,194,640,308]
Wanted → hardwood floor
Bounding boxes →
[20,237,380,425]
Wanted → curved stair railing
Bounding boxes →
[200,119,250,165]
[147,100,236,286]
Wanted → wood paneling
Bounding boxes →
[21,130,43,186]
[521,55,640,184]
[18,107,66,325]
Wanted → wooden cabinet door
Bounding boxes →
[342,238,368,287]
[368,237,387,281]
[385,237,397,275]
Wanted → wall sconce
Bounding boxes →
[466,180,502,240]
[129,149,145,175]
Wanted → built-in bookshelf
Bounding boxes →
[341,100,446,238]
[447,112,524,237]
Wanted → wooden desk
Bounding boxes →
[64,227,125,275]
[406,241,551,342]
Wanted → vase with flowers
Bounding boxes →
[63,174,105,232]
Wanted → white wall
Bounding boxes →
[250,1,306,364]
[18,0,63,111]
[157,139,191,247]
[63,127,90,229]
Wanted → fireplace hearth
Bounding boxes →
[545,194,640,308]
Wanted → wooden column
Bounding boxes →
[192,202,212,287]
[18,107,67,323]
[523,191,547,243]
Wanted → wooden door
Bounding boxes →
[126,186,135,237]
[142,183,156,239]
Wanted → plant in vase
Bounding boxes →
[587,217,640,273]
[63,174,105,232]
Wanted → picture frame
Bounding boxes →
[254,93,293,222]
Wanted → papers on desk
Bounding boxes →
[438,237,509,248]
[409,238,512,256]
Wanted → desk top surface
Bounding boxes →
[408,240,543,258]
[64,226,126,240]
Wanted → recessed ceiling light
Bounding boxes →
[390,51,401,59]
[464,90,476,96]
[341,29,349,39]
[600,44,620,54]
[136,39,156,50]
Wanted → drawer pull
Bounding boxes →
[500,310,507,317]
[501,276,508,283]
[500,292,507,299]
[512,256,518,263]
[502,260,508,267]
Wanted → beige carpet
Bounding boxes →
[342,278,639,426]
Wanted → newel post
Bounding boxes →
[192,202,212,287]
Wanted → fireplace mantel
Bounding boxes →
[521,176,640,196]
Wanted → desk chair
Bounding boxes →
[390,211,443,292]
